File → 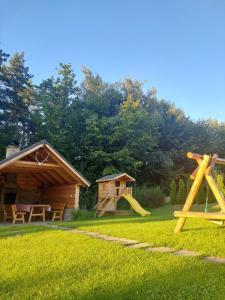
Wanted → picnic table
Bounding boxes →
[16,204,51,223]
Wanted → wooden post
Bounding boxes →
[174,155,211,233]
[74,185,80,209]
[205,174,225,212]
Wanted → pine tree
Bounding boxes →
[186,177,192,196]
[216,174,225,197]
[177,179,186,204]
[196,182,206,204]
[206,184,215,204]
[170,180,177,204]
[0,51,35,147]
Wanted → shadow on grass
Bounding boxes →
[1,252,225,300]
[62,213,176,229]
[0,224,53,239]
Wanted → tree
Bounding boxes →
[31,63,80,158]
[186,177,192,196]
[196,182,206,204]
[216,174,225,197]
[177,179,186,204]
[0,50,35,152]
[206,184,215,204]
[170,180,177,204]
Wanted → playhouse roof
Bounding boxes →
[96,173,135,183]
[0,140,90,187]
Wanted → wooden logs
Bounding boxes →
[187,152,225,166]
[174,155,211,233]
[174,211,225,220]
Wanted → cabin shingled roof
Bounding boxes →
[96,173,135,183]
[0,140,90,187]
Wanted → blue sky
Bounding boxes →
[1,0,225,121]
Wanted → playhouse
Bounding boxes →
[96,173,150,217]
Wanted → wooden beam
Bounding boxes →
[174,155,211,233]
[196,155,225,212]
[34,172,52,186]
[174,211,225,220]
[187,152,225,166]
[40,172,56,185]
[205,174,225,212]
[12,161,61,170]
[32,173,48,185]
[190,167,199,180]
[54,168,73,184]
[46,171,64,185]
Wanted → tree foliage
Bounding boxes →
[177,179,186,204]
[169,180,177,204]
[1,48,225,193]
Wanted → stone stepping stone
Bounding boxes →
[145,246,175,253]
[81,231,100,236]
[112,237,139,245]
[173,250,200,257]
[70,229,83,233]
[203,256,225,264]
[51,225,72,231]
[126,242,152,249]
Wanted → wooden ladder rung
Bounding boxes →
[174,211,225,220]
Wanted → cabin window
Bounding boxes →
[116,188,120,196]
[115,181,120,187]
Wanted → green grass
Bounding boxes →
[60,204,225,257]
[0,225,225,300]
[1,205,225,299]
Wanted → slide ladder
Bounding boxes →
[97,198,115,217]
[121,193,151,217]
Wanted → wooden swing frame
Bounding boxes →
[174,152,225,233]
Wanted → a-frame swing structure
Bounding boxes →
[174,152,225,233]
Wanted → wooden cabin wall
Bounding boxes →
[41,184,79,209]
[18,189,41,204]
[98,181,114,201]
[0,173,41,220]
[120,181,127,195]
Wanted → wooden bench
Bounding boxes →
[51,203,66,222]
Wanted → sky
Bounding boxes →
[1,0,225,121]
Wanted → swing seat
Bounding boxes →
[174,211,225,220]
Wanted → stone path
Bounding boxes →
[49,225,225,265]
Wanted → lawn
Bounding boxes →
[62,204,225,257]
[1,205,225,299]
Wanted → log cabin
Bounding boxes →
[0,140,90,220]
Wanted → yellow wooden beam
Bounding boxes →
[174,155,211,233]
[174,211,225,220]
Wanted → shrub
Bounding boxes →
[196,181,206,204]
[206,184,216,203]
[205,184,215,205]
[133,185,165,208]
[71,210,96,221]
[79,188,97,210]
[169,180,177,204]
[186,178,192,196]
[177,179,186,204]
[216,174,225,197]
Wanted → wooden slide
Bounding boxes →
[121,193,151,217]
